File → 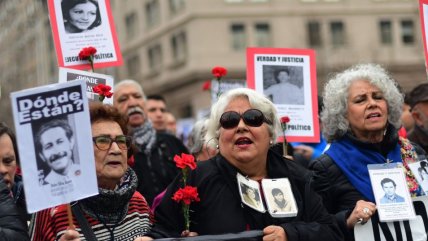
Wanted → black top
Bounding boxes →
[132,132,188,205]
[147,150,343,241]
[0,174,30,241]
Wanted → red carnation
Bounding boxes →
[202,80,211,91]
[92,83,113,102]
[174,153,196,170]
[172,186,200,205]
[78,46,97,71]
[280,116,290,124]
[211,66,227,79]
[78,46,97,60]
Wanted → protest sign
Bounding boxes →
[10,80,98,213]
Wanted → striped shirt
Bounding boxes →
[30,192,152,241]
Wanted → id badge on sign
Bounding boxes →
[368,163,416,222]
[237,173,266,213]
[262,178,298,218]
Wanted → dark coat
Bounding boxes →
[147,150,343,241]
[0,174,29,241]
[132,132,188,205]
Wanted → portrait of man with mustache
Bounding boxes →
[35,118,80,185]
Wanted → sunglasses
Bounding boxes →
[220,109,271,129]
[92,135,132,151]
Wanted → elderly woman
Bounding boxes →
[309,64,425,241]
[62,0,102,34]
[142,88,342,241]
[30,103,152,240]
[187,119,218,161]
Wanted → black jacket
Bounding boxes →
[0,174,29,241]
[133,132,188,205]
[147,150,343,241]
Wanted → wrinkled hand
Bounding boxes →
[133,237,153,241]
[59,229,80,241]
[263,225,287,241]
[181,230,198,237]
[346,200,377,228]
[293,145,314,161]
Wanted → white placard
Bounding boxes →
[355,195,428,241]
[10,80,98,213]
[59,67,114,105]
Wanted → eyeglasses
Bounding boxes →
[92,135,132,151]
[219,109,271,129]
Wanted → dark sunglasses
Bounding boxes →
[220,109,271,129]
[92,135,132,151]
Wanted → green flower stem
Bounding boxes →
[183,204,190,231]
[89,56,95,72]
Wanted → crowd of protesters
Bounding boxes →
[1,63,428,241]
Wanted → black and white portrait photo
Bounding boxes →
[262,178,297,217]
[263,65,304,105]
[239,183,263,211]
[61,0,102,34]
[33,117,81,186]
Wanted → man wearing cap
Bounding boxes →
[408,83,428,153]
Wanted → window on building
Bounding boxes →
[379,20,392,45]
[255,23,271,47]
[125,12,137,39]
[169,0,185,15]
[171,31,187,61]
[307,21,322,47]
[330,21,345,46]
[148,44,162,70]
[401,20,415,45]
[127,55,141,76]
[145,0,160,27]
[230,24,246,51]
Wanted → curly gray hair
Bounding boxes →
[322,63,403,142]
[205,88,281,147]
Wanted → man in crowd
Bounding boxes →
[146,94,168,133]
[408,83,428,153]
[35,119,80,185]
[165,112,177,135]
[113,80,188,205]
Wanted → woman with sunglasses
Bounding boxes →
[30,103,152,241]
[142,88,343,241]
[309,64,426,241]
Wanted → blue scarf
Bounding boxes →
[325,135,402,202]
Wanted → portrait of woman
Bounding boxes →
[142,88,343,241]
[270,188,292,213]
[61,0,102,34]
[240,183,262,211]
[309,63,426,241]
